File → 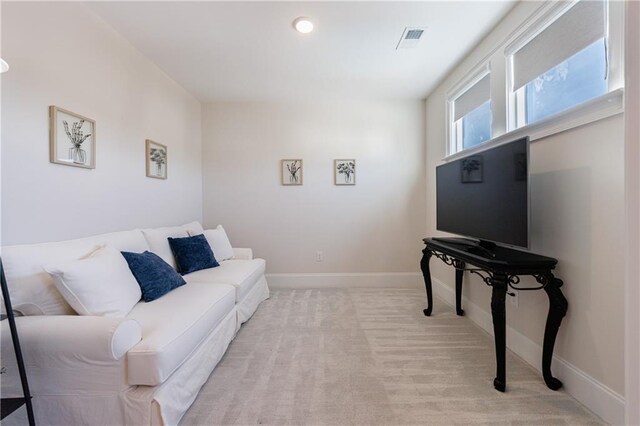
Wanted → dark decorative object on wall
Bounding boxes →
[281,159,303,185]
[461,155,483,183]
[49,106,96,169]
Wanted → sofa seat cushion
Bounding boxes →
[183,259,265,303]
[126,282,235,386]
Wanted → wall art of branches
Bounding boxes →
[281,159,303,185]
[63,119,91,164]
[49,106,96,169]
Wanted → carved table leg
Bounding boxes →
[420,249,433,316]
[455,262,465,316]
[491,272,508,392]
[538,272,568,391]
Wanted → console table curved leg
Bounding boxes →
[420,249,433,316]
[455,263,465,316]
[540,273,568,391]
[491,272,508,392]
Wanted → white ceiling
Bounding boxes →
[88,1,516,102]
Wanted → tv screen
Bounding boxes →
[436,137,529,248]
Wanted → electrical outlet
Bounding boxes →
[316,251,324,262]
[509,290,519,307]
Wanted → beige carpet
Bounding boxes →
[181,288,603,425]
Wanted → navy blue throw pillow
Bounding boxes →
[167,234,219,275]
[121,251,186,302]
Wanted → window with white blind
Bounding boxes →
[445,0,623,158]
[448,69,492,154]
[507,0,613,129]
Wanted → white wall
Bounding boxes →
[425,0,625,421]
[624,1,640,423]
[1,2,202,245]
[202,101,425,275]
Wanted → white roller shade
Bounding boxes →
[453,74,490,121]
[511,0,606,91]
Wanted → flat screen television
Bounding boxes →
[436,136,529,249]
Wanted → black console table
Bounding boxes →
[420,237,568,393]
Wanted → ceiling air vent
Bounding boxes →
[396,27,427,49]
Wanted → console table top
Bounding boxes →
[423,237,557,272]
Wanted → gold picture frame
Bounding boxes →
[281,159,303,185]
[49,106,96,169]
[146,140,168,179]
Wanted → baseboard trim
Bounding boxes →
[266,272,423,289]
[431,277,625,425]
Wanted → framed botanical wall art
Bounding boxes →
[146,140,167,179]
[49,106,96,169]
[334,159,356,185]
[281,159,303,185]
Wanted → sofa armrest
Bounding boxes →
[4,315,142,361]
[232,247,253,260]
[0,315,142,395]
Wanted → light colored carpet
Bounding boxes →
[181,288,603,425]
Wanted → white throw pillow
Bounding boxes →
[182,221,205,236]
[141,221,204,269]
[1,229,150,316]
[44,246,142,317]
[196,225,234,262]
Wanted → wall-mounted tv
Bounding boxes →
[436,137,529,249]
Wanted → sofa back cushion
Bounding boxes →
[141,221,204,270]
[2,230,149,316]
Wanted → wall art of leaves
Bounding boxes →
[334,159,356,185]
[146,140,168,179]
[150,148,166,174]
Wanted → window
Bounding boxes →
[508,0,611,128]
[449,71,492,154]
[462,100,492,149]
[444,0,622,158]
[525,40,607,124]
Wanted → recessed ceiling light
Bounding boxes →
[293,17,314,34]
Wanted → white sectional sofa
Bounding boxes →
[0,221,269,426]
